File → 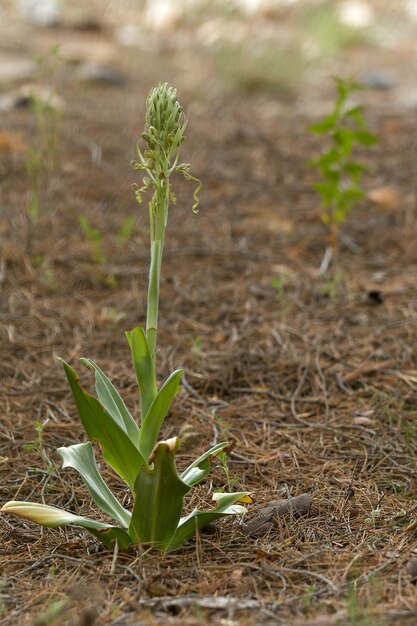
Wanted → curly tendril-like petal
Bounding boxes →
[177,167,201,213]
[131,182,152,204]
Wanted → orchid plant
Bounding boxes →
[2,84,249,551]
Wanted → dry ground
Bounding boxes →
[1,2,417,625]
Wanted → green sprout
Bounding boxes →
[79,215,108,266]
[309,77,378,255]
[79,215,118,288]
[26,45,61,224]
[2,83,248,552]
[117,215,136,248]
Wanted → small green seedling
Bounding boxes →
[26,45,61,224]
[117,215,136,248]
[217,451,241,493]
[79,215,108,266]
[79,215,118,288]
[80,215,136,286]
[309,77,377,254]
[3,84,249,552]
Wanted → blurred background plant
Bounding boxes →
[309,77,378,265]
[25,44,61,224]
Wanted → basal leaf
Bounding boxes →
[180,441,230,486]
[138,369,183,460]
[80,358,139,444]
[1,501,131,549]
[58,442,131,528]
[167,491,249,551]
[129,437,190,549]
[60,359,145,490]
[126,326,157,421]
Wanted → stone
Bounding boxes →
[59,41,117,65]
[242,493,313,536]
[361,71,398,90]
[78,62,126,87]
[338,1,374,28]
[0,85,64,112]
[63,8,102,32]
[18,0,61,26]
[0,57,36,84]
[178,423,204,452]
[406,558,417,580]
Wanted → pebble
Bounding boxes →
[0,84,65,112]
[178,423,204,452]
[338,1,374,28]
[406,558,417,580]
[143,0,182,32]
[0,57,36,84]
[78,62,126,87]
[59,41,117,66]
[18,0,61,26]
[63,8,102,32]
[361,71,398,91]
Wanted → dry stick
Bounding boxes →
[110,538,119,575]
[314,340,331,419]
[290,366,325,429]
[6,554,86,580]
[280,566,339,594]
[242,493,312,536]
[230,386,335,407]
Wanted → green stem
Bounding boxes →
[146,182,169,366]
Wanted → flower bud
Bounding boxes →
[144,83,185,154]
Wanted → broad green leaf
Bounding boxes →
[129,437,190,549]
[168,491,249,551]
[352,129,378,146]
[340,186,365,203]
[80,358,139,444]
[333,128,354,154]
[60,359,145,490]
[345,104,364,118]
[57,443,131,528]
[180,441,230,486]
[316,148,341,170]
[126,326,157,421]
[344,161,367,180]
[138,369,183,459]
[309,114,337,134]
[314,181,337,207]
[1,501,131,549]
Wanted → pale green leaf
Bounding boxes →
[58,442,131,528]
[138,369,183,460]
[126,326,157,420]
[80,358,139,443]
[1,501,131,549]
[180,441,230,486]
[60,359,145,490]
[168,491,249,551]
[129,437,190,549]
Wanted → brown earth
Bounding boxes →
[1,3,417,625]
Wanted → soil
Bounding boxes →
[1,2,417,625]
